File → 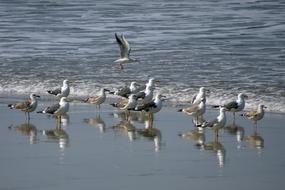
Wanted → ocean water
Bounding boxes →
[0,0,284,112]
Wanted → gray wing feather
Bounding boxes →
[224,101,238,110]
[47,88,61,96]
[44,103,60,114]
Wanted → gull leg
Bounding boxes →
[150,113,154,127]
[215,129,219,142]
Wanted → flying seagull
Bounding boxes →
[114,33,132,69]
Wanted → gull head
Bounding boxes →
[238,93,248,100]
[30,93,40,99]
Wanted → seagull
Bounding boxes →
[8,93,40,121]
[114,33,132,69]
[241,104,266,127]
[135,93,166,123]
[83,115,106,133]
[111,94,138,120]
[178,98,206,126]
[110,82,141,98]
[83,88,110,109]
[136,93,165,114]
[37,97,69,123]
[192,87,209,104]
[111,94,138,111]
[200,106,227,140]
[47,79,72,98]
[135,84,154,105]
[214,93,248,121]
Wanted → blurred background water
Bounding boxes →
[0,0,284,112]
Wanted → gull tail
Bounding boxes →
[8,104,14,109]
[177,109,183,112]
[212,105,220,108]
[110,103,118,108]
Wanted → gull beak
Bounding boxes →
[244,95,249,99]
[35,94,41,98]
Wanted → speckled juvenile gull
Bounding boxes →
[8,93,40,121]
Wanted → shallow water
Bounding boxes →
[0,100,285,189]
[0,0,284,112]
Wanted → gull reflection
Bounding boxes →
[83,114,106,133]
[204,139,226,168]
[42,124,69,150]
[179,127,206,148]
[112,120,137,142]
[137,118,162,152]
[244,125,264,150]
[112,111,148,124]
[9,122,38,144]
[224,122,245,149]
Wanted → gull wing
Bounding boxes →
[244,110,258,118]
[183,104,199,114]
[224,101,239,110]
[115,33,131,58]
[121,34,131,57]
[47,88,61,96]
[191,94,197,104]
[14,99,31,110]
[136,101,156,111]
[85,96,100,104]
[43,103,60,114]
[202,118,218,128]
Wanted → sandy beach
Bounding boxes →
[0,96,284,190]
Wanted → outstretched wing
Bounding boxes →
[121,34,131,57]
[115,33,130,58]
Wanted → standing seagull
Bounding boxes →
[110,82,141,98]
[135,84,154,105]
[47,79,72,98]
[192,87,209,104]
[37,97,69,123]
[136,93,166,123]
[178,98,206,126]
[83,88,110,109]
[8,93,40,121]
[200,107,227,140]
[214,93,248,122]
[111,94,138,120]
[114,33,132,69]
[241,104,266,127]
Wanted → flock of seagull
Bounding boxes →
[7,33,267,145]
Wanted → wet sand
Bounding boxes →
[0,98,285,190]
